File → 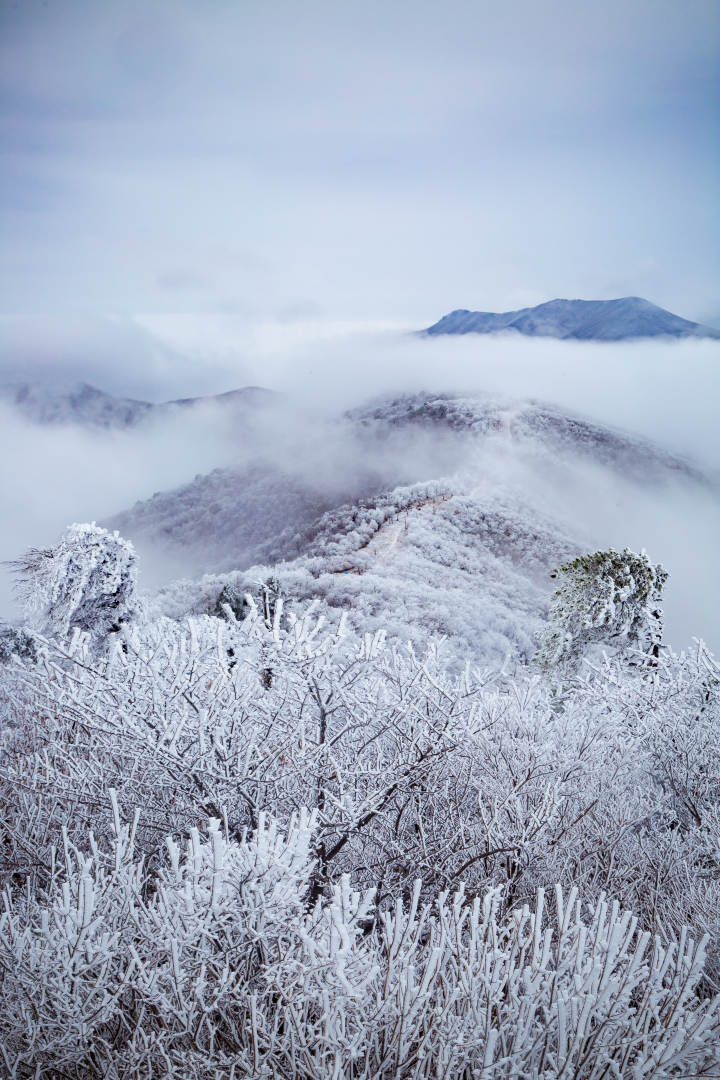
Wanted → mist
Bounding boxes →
[1,323,719,653]
[0,402,244,573]
[244,328,720,471]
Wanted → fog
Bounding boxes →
[0,401,245,577]
[1,323,719,653]
[4,313,719,468]
[246,329,720,471]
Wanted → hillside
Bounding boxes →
[0,380,276,429]
[107,391,712,666]
[423,296,720,340]
[5,383,720,1075]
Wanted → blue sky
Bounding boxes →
[1,0,719,324]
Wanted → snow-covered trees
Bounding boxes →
[0,529,718,1073]
[1,805,718,1078]
[10,522,140,646]
[536,547,668,670]
[0,621,36,664]
[3,585,719,949]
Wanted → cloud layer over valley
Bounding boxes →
[1,323,719,658]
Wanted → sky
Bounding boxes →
[1,0,719,332]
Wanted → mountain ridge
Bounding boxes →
[105,391,716,664]
[423,296,720,340]
[0,380,277,429]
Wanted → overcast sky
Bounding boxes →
[2,0,719,327]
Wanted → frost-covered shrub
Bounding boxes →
[1,535,719,1070]
[573,643,720,984]
[10,522,141,646]
[214,573,284,626]
[0,622,37,665]
[536,546,668,670]
[2,597,719,976]
[0,804,319,1078]
[0,807,718,1079]
[1,604,474,896]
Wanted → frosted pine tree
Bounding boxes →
[536,547,668,671]
[11,523,141,646]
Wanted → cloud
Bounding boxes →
[0,314,254,402]
[229,327,720,472]
[0,0,718,320]
[155,269,214,294]
[0,397,260,612]
[1,326,719,656]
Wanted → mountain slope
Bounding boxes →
[0,381,276,429]
[145,477,580,666]
[0,382,155,428]
[423,297,720,340]
[107,392,714,666]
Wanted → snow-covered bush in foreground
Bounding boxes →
[3,601,720,953]
[9,522,141,646]
[1,544,719,1073]
[1,803,718,1079]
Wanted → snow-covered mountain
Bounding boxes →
[107,392,714,666]
[423,297,720,340]
[0,381,276,429]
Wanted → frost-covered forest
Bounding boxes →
[3,0,720,1071]
[1,519,719,1077]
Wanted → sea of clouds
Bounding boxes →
[1,317,718,651]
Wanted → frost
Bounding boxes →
[10,522,141,646]
[536,547,668,670]
[1,528,719,1073]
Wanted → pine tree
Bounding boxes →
[536,547,668,670]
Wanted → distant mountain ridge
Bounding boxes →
[0,381,276,429]
[423,297,720,340]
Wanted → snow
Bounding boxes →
[1,371,720,1073]
[110,391,714,663]
[424,296,720,340]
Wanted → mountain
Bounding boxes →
[0,382,155,428]
[0,380,276,429]
[107,392,713,666]
[423,297,720,340]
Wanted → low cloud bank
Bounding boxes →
[259,329,720,472]
[1,322,718,653]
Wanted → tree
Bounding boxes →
[214,574,284,626]
[1,808,718,1077]
[536,547,668,671]
[0,621,37,665]
[11,523,141,646]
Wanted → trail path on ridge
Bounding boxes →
[335,494,453,575]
